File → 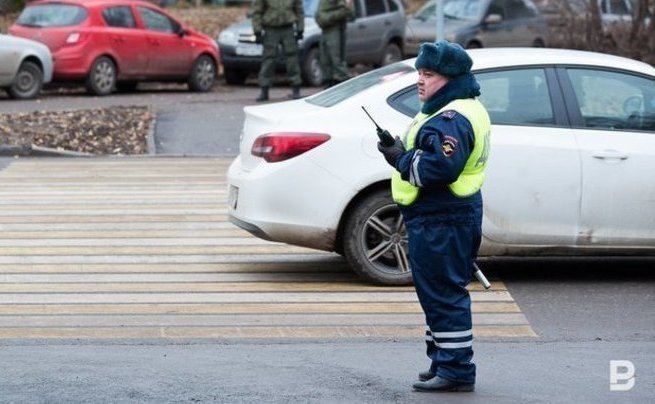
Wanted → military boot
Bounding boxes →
[289,86,301,99]
[412,376,475,392]
[256,87,269,102]
[418,370,436,382]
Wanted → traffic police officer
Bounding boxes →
[252,0,304,101]
[315,0,354,87]
[377,40,491,392]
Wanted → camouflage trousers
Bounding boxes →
[319,24,350,83]
[258,26,302,87]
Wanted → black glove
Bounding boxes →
[377,136,404,167]
[295,30,303,41]
[254,32,263,44]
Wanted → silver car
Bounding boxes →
[217,0,406,86]
[0,34,53,99]
[405,0,549,55]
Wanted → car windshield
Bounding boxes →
[443,0,484,20]
[16,4,87,27]
[414,0,483,21]
[307,63,416,107]
[304,0,319,17]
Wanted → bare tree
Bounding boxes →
[547,0,654,65]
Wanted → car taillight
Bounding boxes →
[251,132,330,163]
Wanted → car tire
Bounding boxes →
[465,41,482,49]
[532,39,545,47]
[343,189,412,286]
[86,56,116,96]
[7,61,43,100]
[301,47,324,87]
[224,68,247,85]
[188,55,216,92]
[378,42,402,67]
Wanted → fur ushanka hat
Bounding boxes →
[415,40,473,77]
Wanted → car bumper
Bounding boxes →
[219,43,309,70]
[226,155,353,252]
[219,44,262,70]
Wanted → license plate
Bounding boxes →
[236,45,262,56]
[228,185,239,210]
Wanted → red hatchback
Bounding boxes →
[10,0,220,95]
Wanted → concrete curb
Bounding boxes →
[0,145,32,156]
[0,144,94,157]
[147,110,157,155]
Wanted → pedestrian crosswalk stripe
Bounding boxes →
[0,157,538,340]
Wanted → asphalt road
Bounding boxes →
[0,82,320,156]
[0,84,653,403]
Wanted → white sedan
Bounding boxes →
[227,48,655,285]
[0,34,53,99]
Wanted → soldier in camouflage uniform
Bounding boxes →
[315,0,354,87]
[252,0,304,101]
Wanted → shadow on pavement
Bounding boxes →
[479,257,655,282]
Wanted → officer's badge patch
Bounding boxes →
[441,135,458,157]
[440,110,457,120]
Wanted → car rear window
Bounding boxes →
[16,4,87,28]
[307,63,415,107]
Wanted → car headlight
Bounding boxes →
[218,30,237,45]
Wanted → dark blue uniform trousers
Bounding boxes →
[405,203,482,384]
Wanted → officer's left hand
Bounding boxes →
[295,30,303,41]
[377,136,404,167]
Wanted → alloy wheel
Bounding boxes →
[361,204,410,276]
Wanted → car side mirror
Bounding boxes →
[177,27,188,37]
[484,13,503,24]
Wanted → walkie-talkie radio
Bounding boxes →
[361,106,395,147]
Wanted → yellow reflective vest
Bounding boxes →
[391,98,491,206]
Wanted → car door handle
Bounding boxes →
[358,24,366,29]
[384,20,392,26]
[592,150,628,161]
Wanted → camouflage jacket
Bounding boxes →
[315,0,355,30]
[252,0,304,33]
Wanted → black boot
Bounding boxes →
[289,86,301,99]
[418,370,436,382]
[412,376,475,392]
[256,87,269,102]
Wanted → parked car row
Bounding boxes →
[2,0,650,99]
[5,0,220,98]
